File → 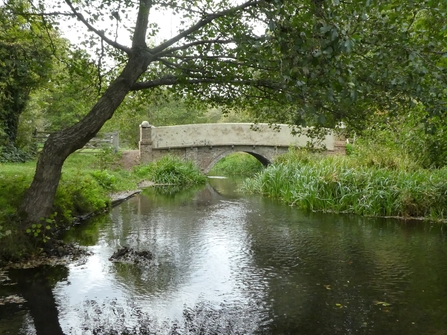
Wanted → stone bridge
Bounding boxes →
[139,122,345,173]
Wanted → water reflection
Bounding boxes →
[1,266,68,334]
[1,178,447,334]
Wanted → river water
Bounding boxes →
[1,177,447,334]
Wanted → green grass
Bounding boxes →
[208,153,264,176]
[242,149,447,220]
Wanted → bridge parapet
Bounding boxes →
[139,122,345,172]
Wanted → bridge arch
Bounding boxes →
[204,149,272,174]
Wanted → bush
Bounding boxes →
[90,170,117,190]
[0,143,34,163]
[135,155,206,186]
[55,173,110,221]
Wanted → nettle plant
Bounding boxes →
[26,213,57,243]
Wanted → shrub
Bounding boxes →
[135,155,206,186]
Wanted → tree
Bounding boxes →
[15,0,447,224]
[0,0,53,146]
[238,0,447,131]
[23,47,100,133]
[18,0,275,224]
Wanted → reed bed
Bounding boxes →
[242,150,447,220]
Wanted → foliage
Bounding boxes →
[93,147,123,170]
[135,155,207,186]
[242,149,447,220]
[25,214,56,244]
[90,170,117,190]
[239,0,447,131]
[0,224,11,239]
[353,107,447,168]
[55,173,111,221]
[0,142,34,162]
[209,153,264,176]
[26,48,100,132]
[0,0,54,145]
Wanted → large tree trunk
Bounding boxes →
[20,50,151,225]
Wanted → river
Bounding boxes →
[1,177,447,334]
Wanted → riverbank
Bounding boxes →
[0,152,205,263]
[242,149,447,221]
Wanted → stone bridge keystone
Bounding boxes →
[139,122,345,173]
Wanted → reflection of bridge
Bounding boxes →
[139,122,345,173]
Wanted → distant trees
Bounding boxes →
[0,0,53,147]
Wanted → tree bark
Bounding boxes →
[20,49,151,225]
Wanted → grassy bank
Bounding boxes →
[0,152,205,261]
[242,149,447,220]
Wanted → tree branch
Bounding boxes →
[150,0,262,54]
[64,0,131,54]
[133,0,152,48]
[158,39,236,57]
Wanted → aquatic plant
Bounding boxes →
[242,149,447,220]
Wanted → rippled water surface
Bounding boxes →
[1,178,447,334]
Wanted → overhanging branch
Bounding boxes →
[64,0,131,54]
[150,0,262,54]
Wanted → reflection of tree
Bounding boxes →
[208,177,245,199]
[8,265,68,335]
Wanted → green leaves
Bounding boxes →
[0,0,54,146]
[24,213,57,243]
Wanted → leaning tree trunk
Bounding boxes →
[20,51,151,226]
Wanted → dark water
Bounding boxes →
[1,178,447,334]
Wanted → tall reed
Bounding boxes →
[242,149,447,220]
